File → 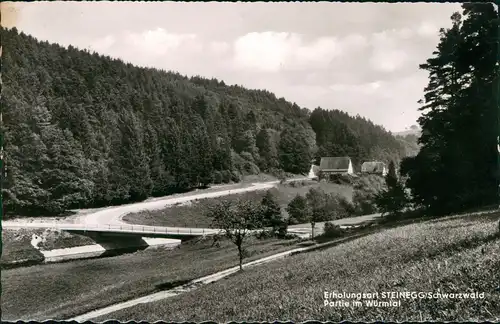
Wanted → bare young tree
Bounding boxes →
[305,187,330,239]
[206,198,263,270]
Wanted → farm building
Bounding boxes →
[319,156,354,178]
[361,161,387,176]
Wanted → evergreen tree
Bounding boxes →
[260,190,283,234]
[402,4,499,215]
[286,194,310,225]
[376,161,408,219]
[256,128,279,171]
[278,126,313,174]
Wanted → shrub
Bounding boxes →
[322,222,345,239]
[328,174,353,185]
[242,161,260,175]
[221,170,232,183]
[261,190,283,231]
[213,171,223,184]
[240,151,255,163]
[256,229,275,240]
[231,171,242,183]
[276,219,289,239]
[268,168,284,178]
[286,194,310,225]
[353,191,378,215]
[352,174,386,215]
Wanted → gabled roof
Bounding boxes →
[320,157,351,171]
[361,161,386,173]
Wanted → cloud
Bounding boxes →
[367,25,434,73]
[231,25,433,75]
[123,28,201,56]
[232,32,298,72]
[208,41,231,55]
[90,35,116,52]
[416,21,439,38]
[232,32,345,72]
[329,81,383,94]
[370,48,409,73]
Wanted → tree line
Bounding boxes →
[2,27,407,217]
[379,4,499,217]
[208,188,351,270]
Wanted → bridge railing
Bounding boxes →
[68,223,219,236]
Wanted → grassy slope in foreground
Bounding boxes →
[123,181,353,228]
[1,236,303,321]
[101,212,500,322]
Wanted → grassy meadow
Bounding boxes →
[1,235,305,321]
[101,212,500,322]
[123,180,353,228]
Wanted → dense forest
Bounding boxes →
[401,3,499,215]
[1,27,406,216]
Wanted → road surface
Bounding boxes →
[2,176,381,238]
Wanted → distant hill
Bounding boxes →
[393,125,421,137]
[1,27,408,216]
[393,126,421,157]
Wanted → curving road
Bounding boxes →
[2,177,381,238]
[78,180,291,227]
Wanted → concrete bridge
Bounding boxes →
[5,222,219,241]
[4,222,314,243]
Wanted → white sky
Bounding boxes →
[3,2,461,132]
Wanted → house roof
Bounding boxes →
[361,161,386,173]
[319,157,351,171]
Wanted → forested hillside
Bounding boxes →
[309,108,405,167]
[1,27,406,216]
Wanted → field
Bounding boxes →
[1,228,96,268]
[100,212,500,322]
[123,180,353,228]
[1,235,306,321]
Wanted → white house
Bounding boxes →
[361,161,387,176]
[319,156,354,178]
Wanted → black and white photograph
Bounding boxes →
[1,1,499,322]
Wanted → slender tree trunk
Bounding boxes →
[237,243,243,270]
[311,221,315,240]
